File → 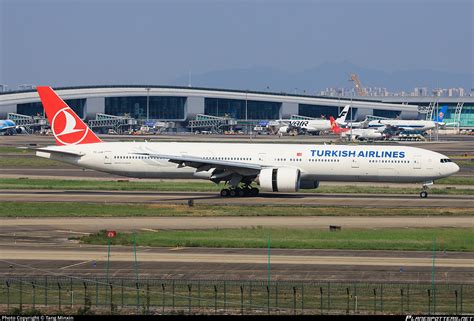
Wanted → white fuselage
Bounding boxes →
[37,142,459,184]
[341,128,384,140]
[278,119,331,134]
[368,120,437,132]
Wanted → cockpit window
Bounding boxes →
[440,158,452,163]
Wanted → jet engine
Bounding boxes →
[258,167,301,192]
[15,126,26,134]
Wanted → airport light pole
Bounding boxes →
[436,100,439,142]
[146,87,150,121]
[245,90,248,133]
[431,90,439,142]
[431,237,437,314]
[267,234,271,286]
[349,97,353,141]
[245,90,248,120]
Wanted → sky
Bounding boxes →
[0,0,472,89]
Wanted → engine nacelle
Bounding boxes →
[299,179,319,189]
[15,126,26,134]
[258,167,301,192]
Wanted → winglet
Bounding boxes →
[37,87,101,146]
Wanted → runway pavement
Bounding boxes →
[1,244,473,282]
[1,214,473,281]
[0,213,474,231]
[2,216,474,235]
[1,189,473,207]
[1,214,472,282]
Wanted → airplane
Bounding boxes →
[329,116,384,141]
[334,106,368,128]
[277,105,350,135]
[367,105,448,134]
[33,87,459,198]
[0,119,27,135]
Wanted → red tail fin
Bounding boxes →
[37,87,101,146]
[329,116,347,134]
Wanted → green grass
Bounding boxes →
[436,176,474,185]
[80,227,474,251]
[1,201,472,217]
[0,178,221,191]
[0,146,34,154]
[454,160,474,167]
[0,178,472,195]
[0,156,67,167]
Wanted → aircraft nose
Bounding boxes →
[451,162,460,175]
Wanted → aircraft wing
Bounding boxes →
[0,125,17,132]
[385,125,422,132]
[395,127,416,132]
[132,152,262,176]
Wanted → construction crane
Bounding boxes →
[349,74,367,96]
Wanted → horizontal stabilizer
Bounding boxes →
[33,147,85,157]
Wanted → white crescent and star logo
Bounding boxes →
[51,107,89,145]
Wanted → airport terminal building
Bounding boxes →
[0,85,473,132]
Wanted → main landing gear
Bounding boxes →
[419,181,433,198]
[220,186,259,197]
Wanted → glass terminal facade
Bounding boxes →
[17,99,86,118]
[204,98,280,120]
[105,96,186,120]
[6,87,474,129]
[373,109,401,119]
[461,105,474,127]
[298,104,357,120]
[415,103,474,128]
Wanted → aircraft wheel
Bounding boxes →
[250,187,259,197]
[242,188,251,197]
[236,188,245,197]
[420,191,428,198]
[229,189,237,197]
[220,189,230,197]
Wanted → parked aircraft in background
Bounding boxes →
[31,87,459,198]
[367,106,448,133]
[277,105,350,135]
[0,119,27,135]
[329,116,384,141]
[334,107,368,128]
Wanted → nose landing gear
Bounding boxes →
[419,181,433,198]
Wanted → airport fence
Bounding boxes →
[0,276,472,315]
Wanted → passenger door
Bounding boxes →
[351,158,359,168]
[413,155,422,169]
[104,152,112,165]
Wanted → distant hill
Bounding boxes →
[171,61,473,94]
